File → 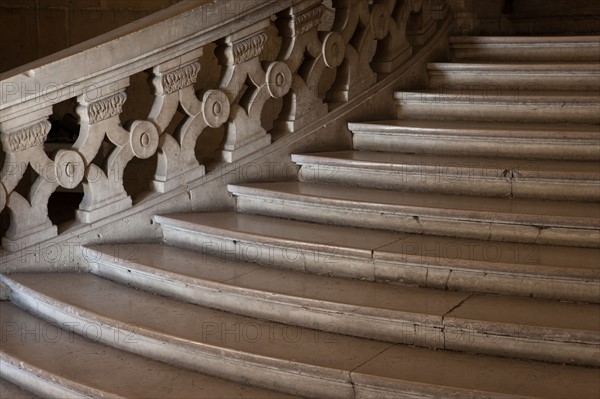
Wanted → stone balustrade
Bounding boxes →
[0,0,448,251]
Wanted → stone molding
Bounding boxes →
[1,120,51,152]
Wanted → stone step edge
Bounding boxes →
[84,246,448,347]
[0,354,123,399]
[1,274,369,399]
[153,213,599,281]
[394,91,600,104]
[230,185,599,249]
[83,246,600,348]
[449,35,600,45]
[291,153,600,181]
[154,213,599,304]
[228,183,599,230]
[348,119,600,138]
[347,121,600,140]
[427,62,600,72]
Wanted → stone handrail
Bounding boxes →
[0,0,449,252]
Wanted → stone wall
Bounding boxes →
[0,0,181,73]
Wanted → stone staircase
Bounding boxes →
[1,35,599,398]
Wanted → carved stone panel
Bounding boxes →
[216,20,292,162]
[275,0,346,133]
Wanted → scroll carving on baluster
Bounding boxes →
[74,79,159,223]
[216,20,293,162]
[0,114,85,250]
[149,48,230,192]
[274,0,345,133]
[326,0,391,103]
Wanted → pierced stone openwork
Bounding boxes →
[0,0,446,251]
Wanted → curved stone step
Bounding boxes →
[2,275,599,399]
[81,243,600,366]
[427,62,600,91]
[449,35,600,62]
[395,90,600,124]
[154,212,600,302]
[349,120,600,160]
[228,182,600,248]
[2,273,389,399]
[0,303,292,399]
[292,151,600,201]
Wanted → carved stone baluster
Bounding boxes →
[326,0,391,103]
[407,0,436,45]
[149,49,230,192]
[1,113,84,250]
[372,0,436,74]
[216,20,292,162]
[274,0,346,133]
[74,79,159,223]
[372,0,412,74]
[431,0,451,21]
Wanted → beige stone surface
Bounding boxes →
[294,150,600,201]
[449,35,600,62]
[0,378,38,399]
[231,181,600,223]
[0,302,300,399]
[428,62,600,91]
[5,272,393,398]
[156,211,403,257]
[352,344,600,399]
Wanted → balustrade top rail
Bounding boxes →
[0,0,289,117]
[1,0,448,252]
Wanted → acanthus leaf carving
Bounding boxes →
[295,4,326,36]
[232,32,268,64]
[162,62,201,94]
[86,92,127,124]
[1,120,51,152]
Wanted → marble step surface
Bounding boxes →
[227,182,600,248]
[449,35,600,62]
[2,276,599,399]
[394,90,600,124]
[0,379,38,399]
[427,62,600,91]
[0,303,295,399]
[82,243,600,366]
[349,120,600,160]
[293,151,600,201]
[154,211,600,302]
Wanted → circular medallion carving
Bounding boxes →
[371,4,390,40]
[266,62,292,98]
[202,90,231,128]
[322,32,346,68]
[54,150,85,189]
[130,120,159,159]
